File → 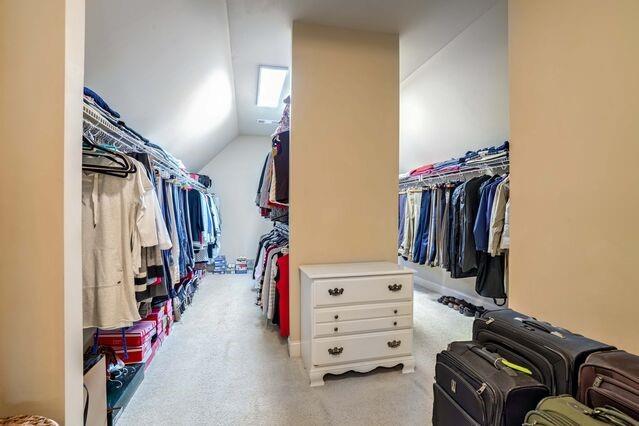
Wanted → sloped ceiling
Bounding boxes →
[85,0,238,170]
[227,0,497,136]
[85,0,498,169]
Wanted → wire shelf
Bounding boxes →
[82,102,213,194]
[399,156,509,190]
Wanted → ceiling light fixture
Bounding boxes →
[256,65,288,108]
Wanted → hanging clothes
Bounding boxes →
[275,253,290,337]
[272,131,289,204]
[399,166,510,303]
[414,189,431,264]
[82,158,156,329]
[253,227,288,329]
[398,193,407,247]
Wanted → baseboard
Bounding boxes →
[413,275,501,309]
[288,338,301,358]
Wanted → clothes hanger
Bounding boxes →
[82,137,137,178]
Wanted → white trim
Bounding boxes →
[307,356,415,387]
[412,275,502,309]
[288,338,301,358]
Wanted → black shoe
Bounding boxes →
[474,306,486,318]
[463,307,477,317]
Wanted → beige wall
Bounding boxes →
[0,0,84,422]
[509,0,639,353]
[289,22,399,342]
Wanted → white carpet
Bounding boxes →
[117,273,473,425]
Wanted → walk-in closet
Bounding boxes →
[2,1,639,425]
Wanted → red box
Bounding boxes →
[157,329,166,345]
[155,301,169,315]
[144,311,161,324]
[144,339,161,371]
[97,321,155,347]
[114,340,152,364]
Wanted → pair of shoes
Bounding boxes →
[446,297,461,309]
[460,306,476,317]
[458,302,488,317]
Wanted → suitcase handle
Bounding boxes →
[591,407,639,426]
[469,346,518,376]
[469,346,501,368]
[521,319,556,335]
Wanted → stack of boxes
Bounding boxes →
[96,321,156,365]
[213,255,227,274]
[235,257,248,274]
[95,300,176,371]
[140,300,173,369]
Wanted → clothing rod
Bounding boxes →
[399,158,509,189]
[82,103,214,195]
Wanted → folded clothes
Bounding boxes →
[433,158,463,170]
[465,141,509,161]
[435,165,461,174]
[409,163,435,176]
[465,151,508,164]
[84,87,121,119]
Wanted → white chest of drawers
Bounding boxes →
[300,262,415,386]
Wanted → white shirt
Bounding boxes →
[82,159,155,329]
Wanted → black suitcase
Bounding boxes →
[433,341,549,426]
[473,309,615,396]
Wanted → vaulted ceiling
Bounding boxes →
[85,0,497,170]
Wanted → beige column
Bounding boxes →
[289,22,399,350]
[0,0,85,422]
[509,0,639,353]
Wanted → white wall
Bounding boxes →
[84,0,238,170]
[399,0,508,305]
[199,135,273,262]
[400,0,508,174]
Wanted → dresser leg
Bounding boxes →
[402,359,415,374]
[309,371,325,387]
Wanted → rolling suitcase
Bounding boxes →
[433,341,549,426]
[579,350,639,420]
[524,395,639,425]
[473,309,615,395]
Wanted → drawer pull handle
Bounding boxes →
[393,309,398,314]
[334,314,339,320]
[334,327,339,332]
[388,284,403,292]
[393,321,398,326]
[328,346,343,355]
[387,340,402,348]
[328,287,344,296]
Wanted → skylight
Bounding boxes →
[256,65,288,108]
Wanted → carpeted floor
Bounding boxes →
[117,273,473,425]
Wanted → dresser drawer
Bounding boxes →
[312,329,413,366]
[314,274,412,307]
[315,301,412,323]
[315,315,411,337]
